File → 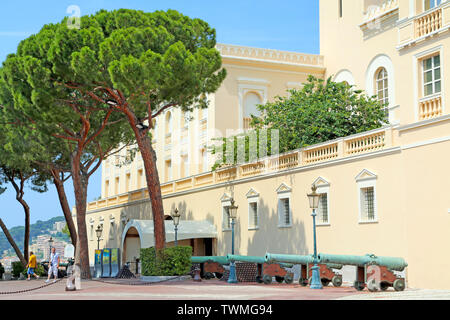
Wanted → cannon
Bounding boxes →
[190,256,229,279]
[227,254,295,284]
[265,253,344,287]
[318,253,407,291]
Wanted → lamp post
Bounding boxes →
[227,198,238,284]
[307,185,322,289]
[48,236,53,261]
[95,225,103,250]
[171,208,181,246]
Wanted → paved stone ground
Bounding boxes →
[1,279,448,300]
[0,279,362,300]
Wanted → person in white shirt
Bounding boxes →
[46,247,60,283]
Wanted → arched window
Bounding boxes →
[375,67,389,115]
[243,92,262,129]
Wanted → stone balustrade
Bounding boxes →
[419,95,443,120]
[87,126,396,211]
[415,7,442,38]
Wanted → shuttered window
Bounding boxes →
[278,198,291,227]
[248,202,258,229]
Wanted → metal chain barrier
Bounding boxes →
[0,278,64,295]
[91,274,191,286]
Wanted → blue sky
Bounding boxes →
[0,0,319,228]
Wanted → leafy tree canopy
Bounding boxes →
[212,76,388,168]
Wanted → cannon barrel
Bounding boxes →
[227,254,294,268]
[265,253,315,265]
[318,253,408,271]
[191,256,229,265]
[227,254,265,264]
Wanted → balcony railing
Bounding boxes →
[419,95,443,120]
[415,8,442,38]
[87,126,396,211]
[397,2,449,49]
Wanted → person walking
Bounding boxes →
[26,251,40,280]
[46,247,60,283]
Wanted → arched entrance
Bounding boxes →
[123,226,141,266]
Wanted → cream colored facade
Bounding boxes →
[79,0,450,289]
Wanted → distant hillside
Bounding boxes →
[0,216,70,258]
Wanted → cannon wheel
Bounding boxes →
[204,272,214,280]
[393,279,405,292]
[215,272,223,280]
[380,281,390,291]
[331,275,342,287]
[255,275,263,283]
[263,274,272,285]
[299,278,308,287]
[353,280,365,291]
[284,274,294,284]
[321,279,331,287]
[275,276,284,284]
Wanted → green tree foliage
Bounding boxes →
[211,76,388,167]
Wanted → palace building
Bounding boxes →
[78,0,450,289]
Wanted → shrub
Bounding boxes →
[12,261,25,278]
[141,246,192,276]
[21,264,46,277]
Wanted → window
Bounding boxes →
[361,187,375,221]
[165,112,172,134]
[278,198,291,227]
[248,202,258,229]
[125,173,131,193]
[151,119,157,142]
[109,218,115,240]
[356,169,378,223]
[105,180,109,198]
[424,0,441,11]
[276,183,292,228]
[181,155,189,178]
[243,92,262,130]
[114,177,119,195]
[375,68,389,116]
[137,169,143,189]
[318,193,329,224]
[313,177,331,225]
[423,54,441,97]
[165,160,172,182]
[339,0,343,17]
[89,221,94,240]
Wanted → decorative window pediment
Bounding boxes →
[246,188,260,198]
[355,169,378,181]
[276,183,292,194]
[220,193,232,202]
[312,176,330,188]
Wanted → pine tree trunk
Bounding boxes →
[53,174,78,246]
[0,218,26,266]
[71,153,91,279]
[134,132,166,250]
